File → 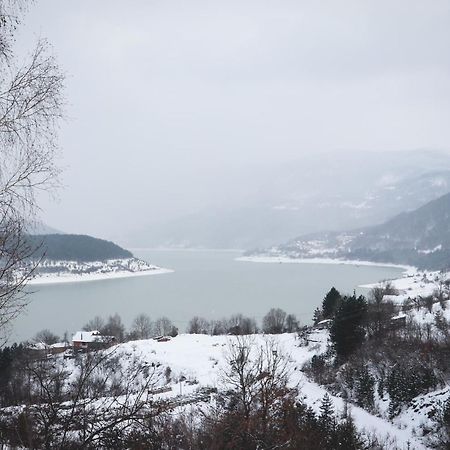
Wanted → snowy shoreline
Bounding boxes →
[236,255,415,273]
[27,267,174,286]
[237,255,423,300]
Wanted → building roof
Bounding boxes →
[72,330,114,343]
[27,342,48,350]
[391,312,407,321]
[50,342,69,348]
[316,319,332,325]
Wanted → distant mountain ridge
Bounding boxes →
[125,150,450,249]
[253,192,450,270]
[28,234,133,262]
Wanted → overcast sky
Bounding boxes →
[17,0,450,238]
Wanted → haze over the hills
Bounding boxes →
[124,150,450,249]
[16,0,450,244]
[255,190,450,269]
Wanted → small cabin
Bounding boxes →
[49,342,70,355]
[72,330,115,351]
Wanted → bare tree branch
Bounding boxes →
[0,1,64,342]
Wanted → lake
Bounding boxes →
[11,249,405,342]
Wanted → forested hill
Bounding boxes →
[353,191,450,249]
[27,234,133,262]
[259,191,450,270]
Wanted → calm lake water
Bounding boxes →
[11,249,404,342]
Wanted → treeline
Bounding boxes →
[32,308,301,347]
[187,307,300,335]
[26,234,133,262]
[32,313,180,346]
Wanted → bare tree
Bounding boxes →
[285,313,299,332]
[262,308,287,334]
[226,314,258,335]
[366,283,396,339]
[34,329,59,345]
[83,316,105,332]
[154,316,175,336]
[433,270,449,310]
[130,313,153,340]
[101,314,125,342]
[8,347,165,449]
[222,336,259,422]
[188,316,210,334]
[221,336,292,446]
[211,319,227,335]
[0,1,64,342]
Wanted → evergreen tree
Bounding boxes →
[335,415,364,449]
[319,393,335,431]
[330,294,367,359]
[322,287,341,319]
[386,363,438,417]
[313,307,323,325]
[355,366,375,410]
[442,397,450,429]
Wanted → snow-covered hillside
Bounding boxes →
[53,332,430,449]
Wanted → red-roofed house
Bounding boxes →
[72,330,115,351]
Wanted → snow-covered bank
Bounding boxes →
[92,333,426,449]
[25,258,173,285]
[237,255,414,272]
[360,269,447,303]
[27,267,173,285]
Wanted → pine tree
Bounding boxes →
[313,307,323,325]
[442,397,450,429]
[322,287,341,319]
[330,294,367,359]
[335,415,364,449]
[355,366,375,410]
[319,393,335,431]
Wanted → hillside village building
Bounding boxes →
[72,330,115,351]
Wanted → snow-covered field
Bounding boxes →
[76,333,428,449]
[25,258,173,285]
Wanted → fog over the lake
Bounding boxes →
[18,0,450,242]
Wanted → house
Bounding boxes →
[72,330,115,351]
[27,341,49,359]
[49,342,70,355]
[27,341,70,358]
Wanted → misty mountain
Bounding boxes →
[26,221,64,235]
[28,234,133,262]
[125,150,450,249]
[263,192,450,270]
